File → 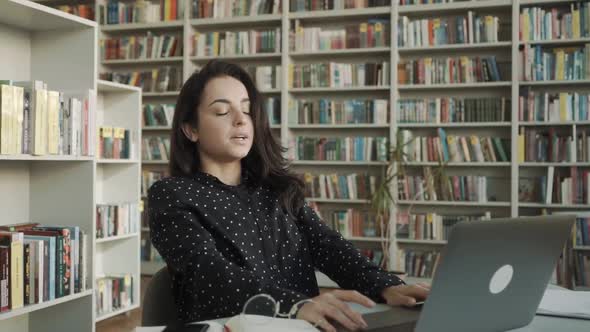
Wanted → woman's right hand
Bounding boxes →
[296,290,376,332]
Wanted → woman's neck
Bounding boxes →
[199,155,242,186]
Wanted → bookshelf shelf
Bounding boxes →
[102,57,183,65]
[142,160,169,165]
[519,163,590,167]
[95,303,140,323]
[290,47,390,58]
[402,162,511,167]
[101,20,183,32]
[519,0,579,5]
[306,198,371,204]
[0,0,96,30]
[141,260,165,275]
[398,82,512,90]
[143,91,180,97]
[519,38,590,46]
[347,237,389,242]
[191,53,281,62]
[141,227,150,232]
[399,42,512,53]
[289,86,390,93]
[289,7,391,21]
[574,246,590,251]
[291,160,387,166]
[270,124,280,129]
[143,126,172,131]
[518,121,588,127]
[396,239,448,245]
[289,124,389,129]
[397,200,511,207]
[190,14,281,28]
[398,0,512,15]
[96,233,140,244]
[0,289,93,322]
[519,80,590,86]
[97,159,140,164]
[519,203,590,209]
[396,122,511,128]
[0,155,94,161]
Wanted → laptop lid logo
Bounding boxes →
[489,264,514,294]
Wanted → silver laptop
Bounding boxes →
[358,215,576,332]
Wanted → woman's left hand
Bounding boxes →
[381,283,431,307]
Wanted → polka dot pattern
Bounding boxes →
[148,171,403,323]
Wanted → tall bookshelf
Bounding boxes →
[37,0,590,290]
[94,80,142,322]
[0,0,96,331]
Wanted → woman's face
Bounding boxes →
[184,76,255,163]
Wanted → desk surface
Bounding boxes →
[135,303,589,332]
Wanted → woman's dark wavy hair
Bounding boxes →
[169,60,305,216]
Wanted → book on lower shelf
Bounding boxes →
[519,44,590,82]
[318,208,385,239]
[518,127,576,162]
[53,4,95,21]
[291,136,388,161]
[519,3,590,42]
[141,237,163,263]
[302,172,378,200]
[96,203,140,239]
[289,62,390,88]
[290,0,389,12]
[394,249,441,279]
[518,90,589,122]
[95,274,134,317]
[142,136,170,161]
[520,166,590,205]
[143,103,175,128]
[0,223,88,313]
[100,67,183,93]
[396,212,491,242]
[142,170,169,197]
[101,34,183,61]
[98,127,138,160]
[192,29,281,57]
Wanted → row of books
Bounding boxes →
[96,204,140,239]
[323,209,382,238]
[395,249,440,278]
[519,91,590,123]
[142,170,168,197]
[577,130,590,162]
[98,127,137,160]
[191,29,281,57]
[302,172,377,200]
[360,249,387,270]
[573,252,589,287]
[291,19,389,51]
[398,13,500,47]
[0,224,87,311]
[265,97,281,125]
[397,97,510,124]
[518,128,575,163]
[0,81,96,157]
[575,217,589,246]
[289,98,389,125]
[100,34,182,61]
[397,56,503,85]
[100,67,183,93]
[519,167,590,205]
[96,274,134,317]
[141,238,164,262]
[400,129,510,163]
[246,65,282,90]
[520,44,590,82]
[289,0,389,11]
[192,0,280,18]
[292,136,388,161]
[398,0,451,4]
[55,5,95,21]
[398,170,490,203]
[143,104,175,127]
[100,0,185,25]
[289,62,390,88]
[520,4,590,41]
[142,136,171,161]
[396,213,490,242]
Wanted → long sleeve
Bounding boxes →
[297,204,404,303]
[148,180,309,322]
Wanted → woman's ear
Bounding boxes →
[181,123,199,142]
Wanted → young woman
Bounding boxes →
[148,60,429,332]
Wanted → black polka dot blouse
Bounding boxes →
[148,171,403,323]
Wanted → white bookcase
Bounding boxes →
[94,80,141,322]
[0,0,96,331]
[34,0,590,289]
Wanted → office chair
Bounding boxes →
[142,267,179,326]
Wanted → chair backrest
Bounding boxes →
[142,267,179,326]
